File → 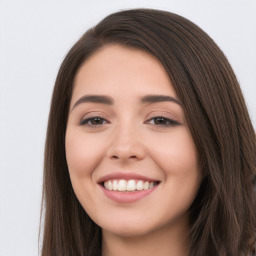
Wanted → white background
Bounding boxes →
[0,0,255,255]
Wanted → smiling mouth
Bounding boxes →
[102,179,160,192]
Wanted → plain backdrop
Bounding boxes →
[0,0,255,255]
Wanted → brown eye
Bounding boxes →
[80,117,107,126]
[147,116,180,126]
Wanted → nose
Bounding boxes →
[106,124,146,162]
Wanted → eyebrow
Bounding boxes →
[71,94,182,111]
[71,95,114,110]
[140,95,182,105]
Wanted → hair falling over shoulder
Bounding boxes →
[40,8,256,256]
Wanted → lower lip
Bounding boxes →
[100,185,158,203]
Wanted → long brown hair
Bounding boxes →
[40,9,256,256]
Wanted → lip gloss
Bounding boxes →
[101,185,158,203]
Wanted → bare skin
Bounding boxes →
[65,44,201,256]
[102,215,189,256]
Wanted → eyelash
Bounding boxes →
[145,116,180,126]
[80,116,180,127]
[80,116,108,126]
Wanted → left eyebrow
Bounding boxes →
[140,95,182,106]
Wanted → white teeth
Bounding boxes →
[127,180,136,191]
[136,180,144,191]
[112,180,118,191]
[118,179,126,191]
[143,181,149,190]
[103,179,156,192]
[107,180,113,190]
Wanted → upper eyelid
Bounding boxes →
[80,115,109,121]
[80,111,110,120]
[80,116,109,126]
[78,110,182,124]
[145,116,180,125]
[80,116,179,125]
[145,111,180,121]
[145,116,176,121]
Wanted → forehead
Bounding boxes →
[72,44,177,101]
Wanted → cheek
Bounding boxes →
[65,131,105,178]
[65,130,105,214]
[148,128,201,208]
[148,128,199,176]
[147,129,201,221]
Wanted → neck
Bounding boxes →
[102,219,189,256]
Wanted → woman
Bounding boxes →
[40,9,256,256]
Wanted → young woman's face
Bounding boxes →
[65,44,201,237]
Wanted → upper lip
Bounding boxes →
[97,172,159,184]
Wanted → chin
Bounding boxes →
[102,223,155,238]
[99,214,168,238]
[97,209,189,240]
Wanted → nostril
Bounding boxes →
[111,155,137,160]
[107,142,146,160]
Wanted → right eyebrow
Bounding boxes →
[71,95,114,111]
